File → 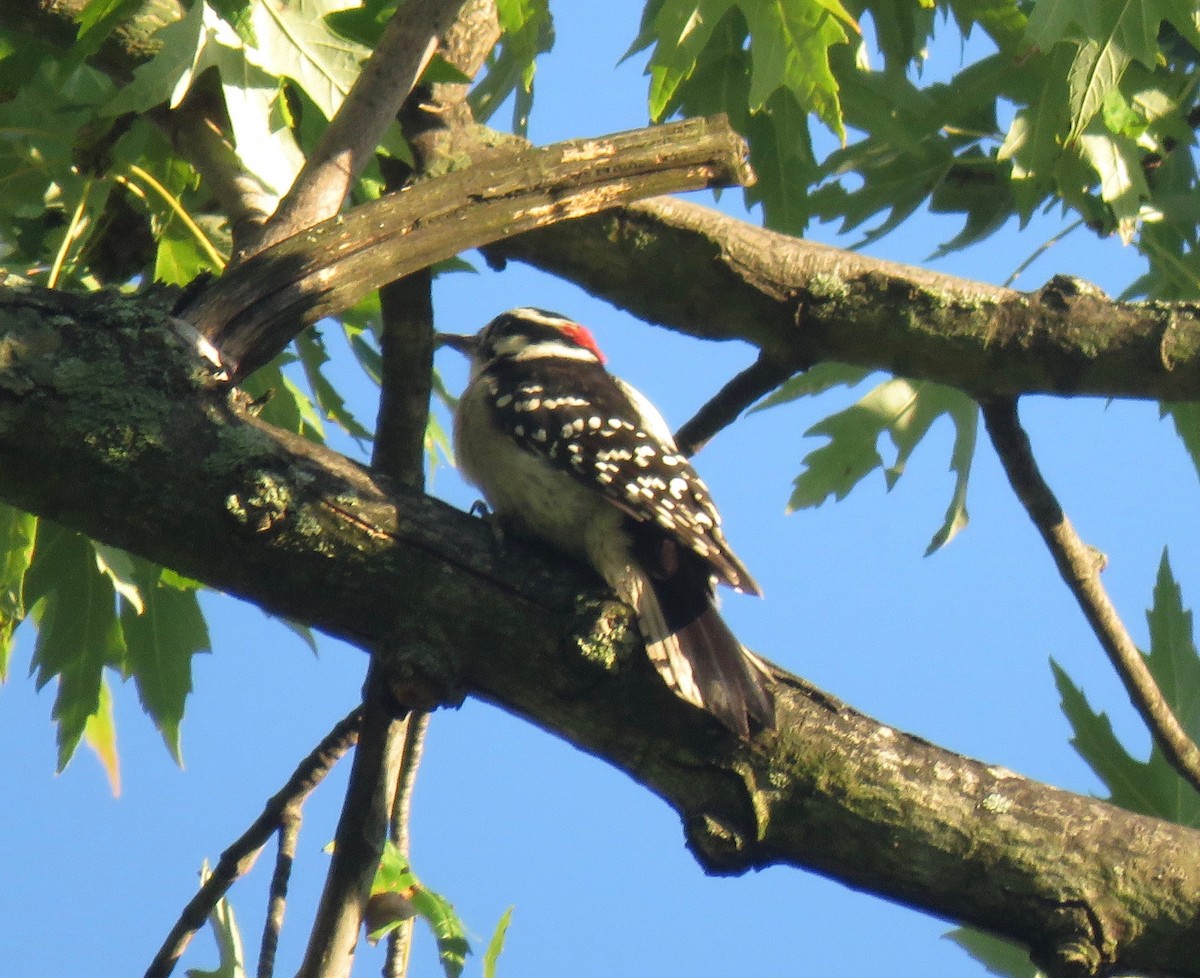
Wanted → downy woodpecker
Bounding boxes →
[442,308,774,738]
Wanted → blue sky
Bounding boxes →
[3,4,1198,977]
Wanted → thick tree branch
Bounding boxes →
[981,396,1200,796]
[5,288,1200,978]
[179,117,754,379]
[485,197,1200,402]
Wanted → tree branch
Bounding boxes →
[980,396,1200,796]
[296,665,408,978]
[257,809,299,978]
[145,707,361,978]
[384,711,429,978]
[484,197,1200,402]
[179,116,754,379]
[674,355,795,457]
[248,0,475,259]
[6,287,1200,978]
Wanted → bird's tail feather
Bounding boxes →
[633,572,774,739]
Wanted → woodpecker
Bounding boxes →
[441,307,774,738]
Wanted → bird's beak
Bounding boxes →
[436,332,477,357]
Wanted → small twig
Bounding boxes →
[981,396,1200,796]
[248,0,474,259]
[295,663,411,978]
[1003,218,1084,288]
[257,811,300,978]
[144,708,363,978]
[674,355,793,458]
[384,711,430,978]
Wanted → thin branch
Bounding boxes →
[980,396,1200,796]
[295,663,410,978]
[248,0,474,259]
[257,811,300,978]
[144,708,363,978]
[384,711,430,978]
[674,355,795,458]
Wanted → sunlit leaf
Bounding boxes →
[246,0,369,121]
[82,674,121,796]
[93,542,144,615]
[370,841,471,978]
[0,503,37,679]
[483,906,514,978]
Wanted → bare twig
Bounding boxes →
[144,708,362,978]
[384,711,430,978]
[249,0,475,259]
[980,396,1200,796]
[257,811,300,978]
[674,355,794,458]
[296,664,410,978]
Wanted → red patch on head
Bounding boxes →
[558,322,607,363]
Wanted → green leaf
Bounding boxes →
[1066,36,1130,143]
[370,842,471,978]
[93,542,144,615]
[1161,401,1200,484]
[120,559,211,764]
[644,0,735,121]
[741,0,854,136]
[26,523,127,772]
[82,674,121,796]
[1077,128,1148,243]
[751,362,873,412]
[74,0,145,60]
[482,907,514,978]
[470,0,554,135]
[295,328,372,441]
[246,0,370,121]
[1145,550,1200,746]
[786,379,978,552]
[410,884,470,978]
[0,503,37,679]
[743,88,818,234]
[1052,550,1200,827]
[187,862,248,978]
[102,0,207,116]
[240,354,326,443]
[104,2,306,202]
[945,928,1041,978]
[924,393,977,554]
